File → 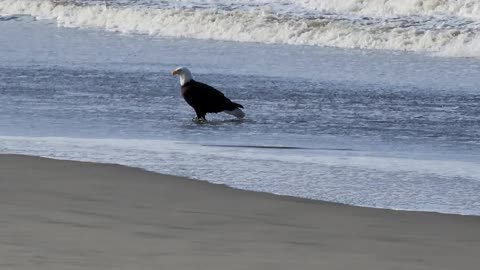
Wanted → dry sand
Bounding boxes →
[0,154,479,269]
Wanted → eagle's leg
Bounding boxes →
[193,111,207,123]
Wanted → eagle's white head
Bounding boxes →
[171,67,193,86]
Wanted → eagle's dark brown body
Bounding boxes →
[181,80,244,119]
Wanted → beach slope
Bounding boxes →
[0,154,479,269]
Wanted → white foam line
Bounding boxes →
[295,0,480,19]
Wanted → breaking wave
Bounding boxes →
[1,0,480,58]
[297,0,480,19]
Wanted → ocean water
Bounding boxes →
[1,0,479,215]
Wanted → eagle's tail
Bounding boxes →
[224,108,245,119]
[232,102,244,109]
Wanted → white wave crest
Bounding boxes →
[296,0,480,19]
[1,0,479,58]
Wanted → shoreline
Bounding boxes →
[1,153,479,269]
[2,152,477,217]
[1,152,477,218]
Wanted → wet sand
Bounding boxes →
[1,154,479,269]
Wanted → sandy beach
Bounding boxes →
[0,154,479,270]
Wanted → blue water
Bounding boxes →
[1,2,480,215]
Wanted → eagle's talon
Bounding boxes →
[192,116,207,123]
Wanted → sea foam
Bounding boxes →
[297,0,480,19]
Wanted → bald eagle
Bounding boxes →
[171,67,245,122]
